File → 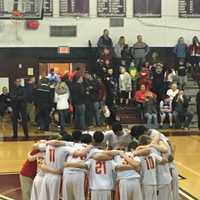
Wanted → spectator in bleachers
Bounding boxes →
[176,59,187,89]
[128,62,139,93]
[160,95,173,128]
[104,68,118,122]
[0,86,11,118]
[196,89,200,130]
[54,81,70,135]
[25,77,36,126]
[189,36,200,73]
[119,66,132,105]
[143,92,158,129]
[71,74,86,130]
[34,78,53,131]
[166,83,179,100]
[150,51,161,66]
[173,37,188,63]
[164,67,177,91]
[114,36,126,62]
[121,44,131,68]
[172,90,193,129]
[151,63,166,101]
[131,35,150,71]
[97,29,113,52]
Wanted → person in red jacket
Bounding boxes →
[19,149,41,200]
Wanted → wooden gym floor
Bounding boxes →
[0,122,199,199]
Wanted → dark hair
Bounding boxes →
[130,125,148,139]
[93,131,104,144]
[60,133,73,142]
[138,135,152,146]
[81,134,93,144]
[128,141,139,151]
[112,122,122,133]
[72,130,82,142]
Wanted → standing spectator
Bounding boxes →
[172,90,193,129]
[176,59,187,89]
[25,77,36,125]
[131,35,150,71]
[173,37,188,63]
[143,92,158,129]
[55,81,70,135]
[151,63,165,101]
[128,62,139,93]
[34,78,53,131]
[196,89,200,130]
[188,36,200,73]
[47,68,60,84]
[114,36,126,64]
[10,79,28,138]
[0,86,11,118]
[121,44,131,68]
[104,68,118,122]
[119,66,132,105]
[97,29,113,52]
[71,75,86,130]
[166,83,179,101]
[160,95,173,128]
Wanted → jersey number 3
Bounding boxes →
[95,161,106,175]
[49,149,55,162]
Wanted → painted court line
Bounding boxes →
[176,161,200,177]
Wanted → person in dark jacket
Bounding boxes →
[0,86,11,117]
[34,78,53,131]
[172,90,193,129]
[196,89,200,130]
[10,78,28,138]
[71,75,86,130]
[25,77,36,125]
[97,29,113,52]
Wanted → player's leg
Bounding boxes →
[158,184,173,200]
[119,179,128,200]
[91,190,112,200]
[73,173,85,200]
[63,173,75,200]
[171,168,179,200]
[142,185,157,200]
[31,175,43,200]
[132,179,142,200]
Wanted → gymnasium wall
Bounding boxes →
[0,0,199,47]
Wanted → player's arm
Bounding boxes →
[73,145,93,157]
[64,161,87,169]
[27,152,42,162]
[151,132,161,145]
[134,148,151,157]
[38,163,63,175]
[120,152,140,171]
[46,140,66,147]
[115,164,136,172]
[150,141,169,153]
[91,150,123,161]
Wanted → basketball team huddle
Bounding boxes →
[26,127,179,200]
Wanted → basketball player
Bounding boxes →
[114,150,142,200]
[138,135,168,200]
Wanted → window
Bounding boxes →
[179,0,200,17]
[59,0,89,16]
[134,0,161,17]
[97,0,126,17]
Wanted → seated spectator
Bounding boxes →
[119,66,132,105]
[172,90,193,129]
[47,68,60,84]
[160,95,173,128]
[176,59,187,89]
[97,29,113,52]
[54,81,70,135]
[114,36,126,62]
[0,86,11,118]
[96,58,112,78]
[150,51,161,66]
[143,92,158,129]
[134,84,156,118]
[166,83,179,100]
